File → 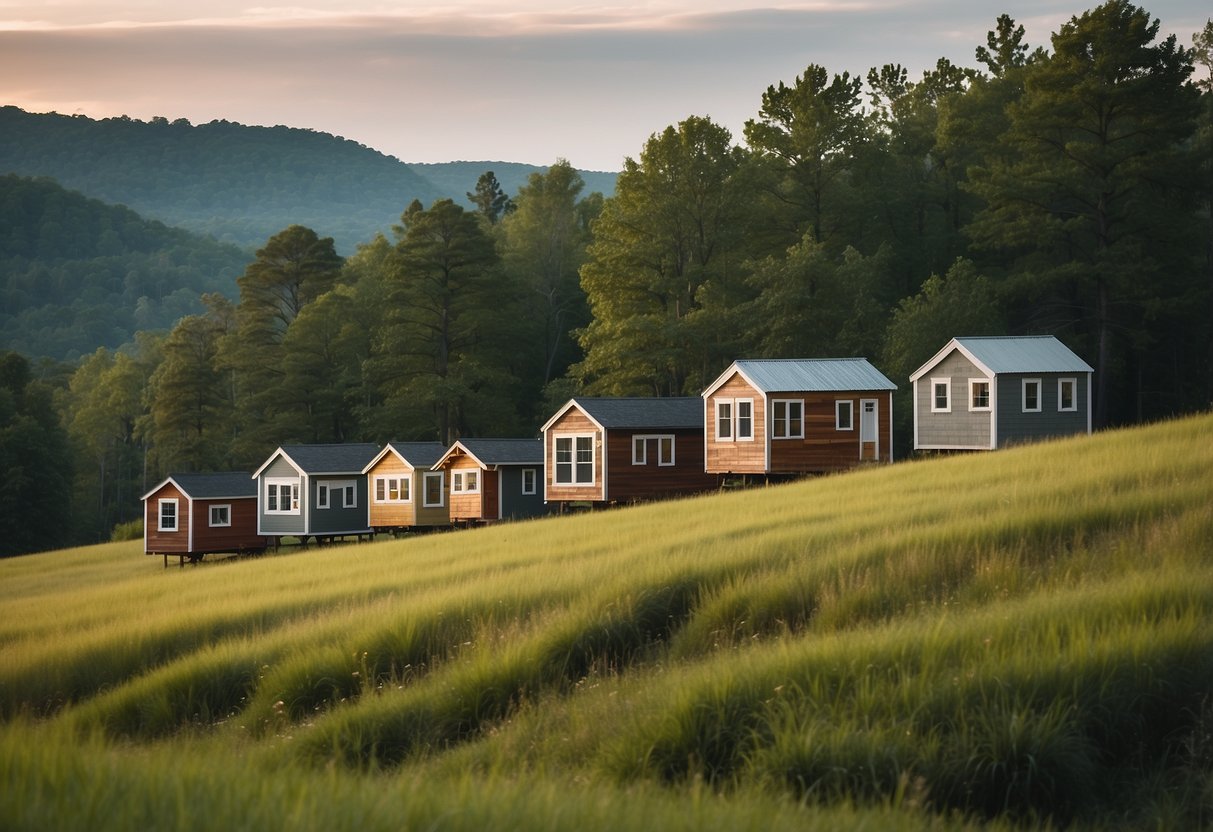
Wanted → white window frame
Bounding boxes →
[658,436,674,466]
[1022,378,1042,413]
[208,504,231,528]
[265,478,300,515]
[632,435,647,465]
[632,434,675,466]
[374,475,410,504]
[452,470,480,494]
[317,483,330,509]
[1058,377,1078,412]
[422,472,445,508]
[715,399,734,441]
[553,433,595,486]
[521,468,537,495]
[735,398,754,441]
[158,498,178,532]
[835,399,854,431]
[968,378,991,412]
[317,480,356,510]
[930,378,951,413]
[772,399,804,440]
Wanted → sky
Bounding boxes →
[1,1,1208,172]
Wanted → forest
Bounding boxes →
[1,0,1210,557]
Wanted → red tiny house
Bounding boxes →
[142,472,267,566]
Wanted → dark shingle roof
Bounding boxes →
[383,441,447,468]
[279,443,381,474]
[573,397,704,430]
[455,438,543,466]
[151,472,257,500]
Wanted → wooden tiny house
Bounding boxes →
[541,397,716,506]
[702,358,897,478]
[434,438,548,524]
[910,336,1094,451]
[142,472,267,566]
[362,441,450,533]
[252,443,380,545]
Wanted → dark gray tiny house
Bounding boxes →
[910,336,1093,451]
[252,443,380,543]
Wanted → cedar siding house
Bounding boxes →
[361,441,450,533]
[910,336,1094,451]
[142,472,267,566]
[541,397,716,506]
[252,443,380,544]
[435,438,548,524]
[702,358,897,477]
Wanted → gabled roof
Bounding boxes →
[362,441,447,474]
[253,443,381,478]
[436,438,543,469]
[142,472,257,502]
[910,336,1094,382]
[542,397,704,433]
[703,358,896,398]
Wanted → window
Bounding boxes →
[374,476,410,503]
[930,378,951,413]
[317,483,330,509]
[554,434,595,485]
[715,399,733,440]
[1058,378,1077,412]
[317,480,356,509]
[423,472,444,507]
[265,479,300,515]
[158,498,178,532]
[772,399,804,439]
[969,379,991,411]
[522,468,537,495]
[208,504,230,527]
[632,435,675,466]
[452,470,480,494]
[736,399,754,440]
[1022,378,1041,413]
[836,400,854,431]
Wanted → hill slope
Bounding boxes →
[0,173,251,360]
[1,415,1211,830]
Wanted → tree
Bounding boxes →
[576,117,755,396]
[965,0,1205,424]
[467,170,514,224]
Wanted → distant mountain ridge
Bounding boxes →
[0,107,617,254]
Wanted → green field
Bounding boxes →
[3,415,1212,830]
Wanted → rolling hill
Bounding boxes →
[1,414,1211,830]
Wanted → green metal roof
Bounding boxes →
[729,358,896,393]
[954,336,1094,375]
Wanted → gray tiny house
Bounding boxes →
[252,443,381,544]
[910,336,1093,451]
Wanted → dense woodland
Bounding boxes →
[1,1,1211,556]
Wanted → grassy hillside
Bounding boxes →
[2,415,1212,830]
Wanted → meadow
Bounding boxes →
[2,414,1212,830]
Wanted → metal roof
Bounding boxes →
[278,443,381,474]
[954,336,1094,375]
[143,472,257,501]
[452,438,543,466]
[726,358,896,393]
[572,397,705,429]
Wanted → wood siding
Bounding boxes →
[544,408,604,502]
[915,350,993,449]
[605,427,716,502]
[145,482,265,555]
[145,482,189,554]
[445,451,496,522]
[768,391,893,472]
[705,374,766,474]
[366,455,450,529]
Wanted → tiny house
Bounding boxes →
[362,441,450,533]
[541,397,716,506]
[142,472,267,566]
[434,438,548,524]
[909,336,1094,451]
[702,358,897,478]
[251,443,380,544]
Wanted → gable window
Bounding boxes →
[158,498,178,532]
[736,399,754,441]
[632,435,675,466]
[208,504,231,527]
[1058,378,1077,412]
[423,472,445,508]
[452,470,480,494]
[715,399,733,440]
[521,468,537,495]
[265,479,300,515]
[969,379,991,411]
[374,476,410,503]
[772,399,804,439]
[554,434,595,486]
[930,378,951,413]
[1022,378,1041,413]
[836,400,854,431]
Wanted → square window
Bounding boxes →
[209,504,230,527]
[969,379,991,411]
[773,400,804,439]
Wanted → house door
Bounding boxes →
[860,398,878,461]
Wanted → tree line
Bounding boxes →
[3,1,1211,556]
